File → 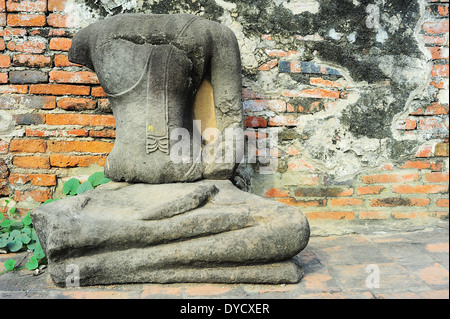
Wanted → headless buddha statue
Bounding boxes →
[30,14,310,286]
[69,13,243,183]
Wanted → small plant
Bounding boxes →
[62,171,110,197]
[0,211,46,272]
[1,171,110,274]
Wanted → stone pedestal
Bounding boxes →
[31,181,309,287]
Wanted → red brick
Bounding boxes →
[305,211,355,220]
[12,54,52,67]
[0,72,7,83]
[277,198,326,207]
[0,95,55,110]
[356,186,385,195]
[396,118,417,130]
[392,212,448,219]
[437,5,449,16]
[0,38,4,50]
[57,98,96,110]
[392,185,448,194]
[47,13,74,28]
[268,115,297,126]
[434,143,449,157]
[295,187,353,197]
[415,145,433,158]
[6,0,46,12]
[400,160,443,171]
[423,19,449,34]
[88,129,116,138]
[54,54,82,67]
[0,27,26,36]
[0,140,8,154]
[26,128,89,137]
[431,64,449,77]
[282,88,340,99]
[49,38,72,51]
[46,114,116,127]
[329,198,363,206]
[264,188,290,198]
[371,198,430,207]
[244,116,267,128]
[423,35,448,45]
[358,211,390,220]
[242,88,266,100]
[264,49,297,57]
[7,13,46,26]
[436,199,449,208]
[13,156,50,169]
[48,0,67,12]
[309,78,348,88]
[13,113,45,125]
[15,189,52,203]
[30,84,90,95]
[362,173,420,184]
[50,70,99,84]
[9,173,56,186]
[6,39,46,53]
[287,159,315,172]
[0,85,27,93]
[427,47,449,60]
[258,59,278,71]
[243,99,286,112]
[0,12,5,26]
[91,86,107,97]
[50,154,107,168]
[9,139,46,153]
[47,140,114,154]
[430,80,448,89]
[425,172,449,183]
[419,118,448,131]
[411,103,449,116]
[0,0,5,12]
[0,54,10,67]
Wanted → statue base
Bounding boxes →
[31,180,310,287]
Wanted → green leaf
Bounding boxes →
[18,234,31,244]
[4,259,16,271]
[77,181,94,195]
[22,212,32,226]
[88,172,106,187]
[30,229,38,241]
[43,199,54,205]
[10,229,21,239]
[7,240,23,252]
[63,178,80,196]
[9,207,16,215]
[27,242,36,250]
[26,256,39,270]
[10,220,23,229]
[0,219,10,228]
[21,227,31,235]
[34,243,45,260]
[0,239,7,248]
[99,177,111,185]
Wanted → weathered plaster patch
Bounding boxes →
[281,0,320,15]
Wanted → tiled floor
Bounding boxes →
[0,220,448,299]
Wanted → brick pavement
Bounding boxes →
[0,219,448,300]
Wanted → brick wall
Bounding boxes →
[0,0,448,221]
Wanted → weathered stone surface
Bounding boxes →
[31,180,310,286]
[69,13,243,184]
